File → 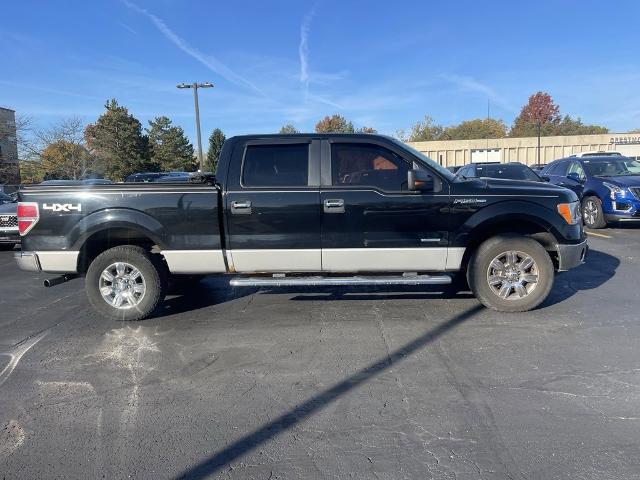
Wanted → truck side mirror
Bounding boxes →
[408,169,436,192]
[541,175,551,182]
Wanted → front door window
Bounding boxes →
[567,161,586,181]
[331,143,410,192]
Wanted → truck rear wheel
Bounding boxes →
[468,236,554,313]
[86,246,167,321]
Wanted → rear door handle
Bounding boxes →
[231,200,252,215]
[324,199,345,213]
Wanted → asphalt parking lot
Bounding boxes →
[1,228,639,479]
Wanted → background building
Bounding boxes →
[409,133,640,168]
[0,107,21,184]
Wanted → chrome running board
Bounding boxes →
[230,274,452,287]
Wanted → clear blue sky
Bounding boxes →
[2,0,640,141]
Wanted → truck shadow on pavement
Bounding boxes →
[157,283,473,319]
[270,284,476,302]
[155,280,258,319]
[172,303,484,480]
[541,249,619,308]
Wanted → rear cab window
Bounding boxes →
[242,144,309,187]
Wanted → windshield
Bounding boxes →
[474,164,542,181]
[583,158,640,177]
[390,138,456,180]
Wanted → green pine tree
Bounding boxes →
[147,116,195,172]
[206,128,226,173]
[84,99,152,181]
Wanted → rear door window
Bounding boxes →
[242,144,309,187]
[547,161,568,176]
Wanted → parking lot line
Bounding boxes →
[586,231,612,239]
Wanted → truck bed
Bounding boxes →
[18,182,222,273]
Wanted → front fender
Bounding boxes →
[69,208,167,250]
[451,200,573,246]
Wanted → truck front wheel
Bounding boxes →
[86,245,167,321]
[468,236,554,313]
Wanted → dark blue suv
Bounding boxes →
[542,155,640,228]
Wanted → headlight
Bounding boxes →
[603,182,625,200]
[557,201,581,225]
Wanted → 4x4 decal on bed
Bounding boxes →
[42,203,82,213]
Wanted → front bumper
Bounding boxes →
[556,239,588,271]
[604,212,640,223]
[15,251,41,272]
[603,196,640,223]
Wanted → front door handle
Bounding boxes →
[324,199,345,213]
[231,200,252,215]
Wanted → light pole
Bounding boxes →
[177,82,214,171]
[536,120,542,165]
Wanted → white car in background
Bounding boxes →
[571,151,622,157]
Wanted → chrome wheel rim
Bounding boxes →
[583,200,597,226]
[99,262,146,310]
[486,250,538,300]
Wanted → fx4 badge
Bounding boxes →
[43,203,82,213]
[453,198,487,205]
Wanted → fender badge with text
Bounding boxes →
[453,198,487,205]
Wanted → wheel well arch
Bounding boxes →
[76,227,159,274]
[581,191,602,201]
[460,218,558,272]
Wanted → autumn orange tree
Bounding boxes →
[40,140,92,180]
[510,92,607,137]
[315,114,355,133]
[37,117,102,180]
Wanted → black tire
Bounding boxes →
[0,243,15,251]
[86,245,167,321]
[582,196,607,229]
[468,236,554,313]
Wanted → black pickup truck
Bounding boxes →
[15,134,587,320]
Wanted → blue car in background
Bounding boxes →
[541,154,640,228]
